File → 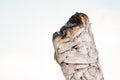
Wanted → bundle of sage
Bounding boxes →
[52,12,104,80]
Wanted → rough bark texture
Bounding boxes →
[52,12,104,80]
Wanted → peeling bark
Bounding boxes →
[52,12,104,80]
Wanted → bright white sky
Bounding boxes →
[0,0,120,80]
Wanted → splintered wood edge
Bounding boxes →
[52,12,89,42]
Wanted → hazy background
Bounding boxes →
[0,0,120,80]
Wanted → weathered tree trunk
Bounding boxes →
[52,12,104,80]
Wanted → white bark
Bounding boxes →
[52,12,104,80]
